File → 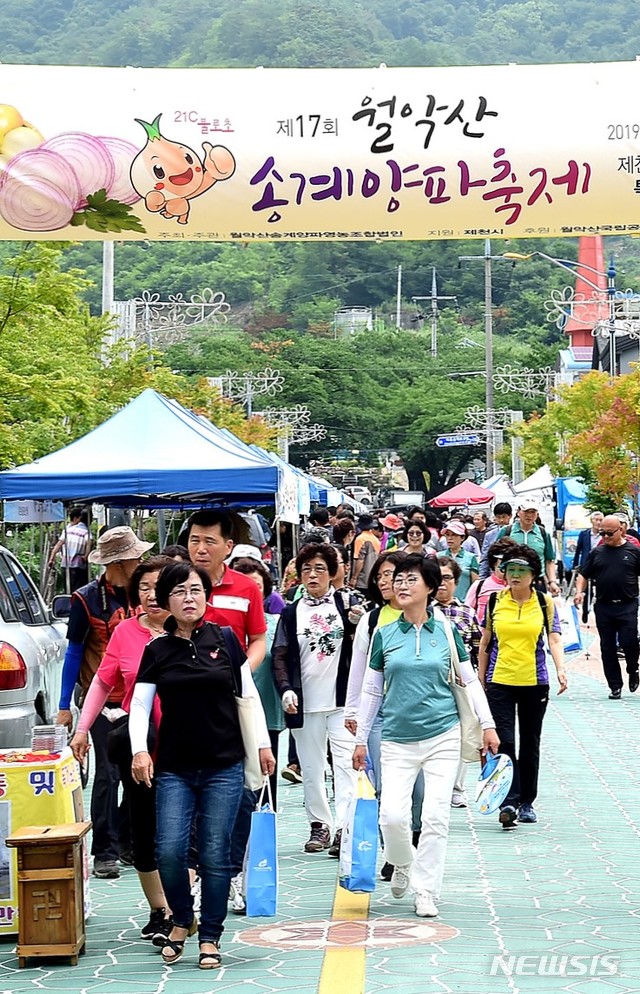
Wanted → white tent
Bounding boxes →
[513,465,554,494]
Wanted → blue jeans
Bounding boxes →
[155,763,244,943]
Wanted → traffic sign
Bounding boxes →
[435,433,481,448]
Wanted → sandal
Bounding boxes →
[161,937,186,965]
[199,943,222,970]
[161,919,197,964]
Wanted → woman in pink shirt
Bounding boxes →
[465,538,516,624]
[70,555,173,945]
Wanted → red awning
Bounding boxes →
[429,481,495,508]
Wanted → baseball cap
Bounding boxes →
[443,520,466,537]
[518,500,540,512]
[226,544,263,564]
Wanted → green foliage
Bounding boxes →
[70,189,146,234]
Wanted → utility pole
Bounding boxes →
[396,265,402,329]
[458,240,511,476]
[411,268,457,358]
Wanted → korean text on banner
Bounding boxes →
[2,62,640,242]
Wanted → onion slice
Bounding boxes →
[0,148,78,231]
[43,132,115,208]
[96,136,140,205]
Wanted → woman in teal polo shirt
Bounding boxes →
[353,554,498,920]
[437,520,479,599]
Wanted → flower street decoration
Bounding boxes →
[543,285,640,339]
[493,364,558,399]
[260,406,327,447]
[210,368,284,414]
[460,406,520,430]
[130,287,231,347]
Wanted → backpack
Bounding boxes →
[487,590,550,639]
[503,523,547,541]
[356,540,378,589]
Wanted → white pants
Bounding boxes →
[380,724,461,898]
[293,709,358,832]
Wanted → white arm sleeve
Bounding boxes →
[457,657,496,729]
[240,661,271,749]
[355,667,384,746]
[128,683,155,755]
[344,614,372,720]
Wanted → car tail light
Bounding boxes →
[0,643,27,690]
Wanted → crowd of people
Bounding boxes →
[54,495,593,967]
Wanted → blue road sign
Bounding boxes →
[435,433,481,448]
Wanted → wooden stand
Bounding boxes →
[6,822,91,967]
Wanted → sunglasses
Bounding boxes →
[599,529,619,537]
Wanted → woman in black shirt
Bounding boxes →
[129,562,274,970]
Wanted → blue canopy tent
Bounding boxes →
[0,389,280,507]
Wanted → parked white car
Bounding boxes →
[0,546,66,748]
[347,486,373,504]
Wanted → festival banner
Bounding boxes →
[1,62,640,242]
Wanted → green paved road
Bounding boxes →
[0,645,638,994]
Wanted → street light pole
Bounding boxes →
[459,239,510,476]
[503,249,621,377]
[607,257,617,376]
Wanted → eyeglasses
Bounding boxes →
[300,564,328,575]
[439,574,455,582]
[376,570,396,582]
[407,531,424,538]
[599,529,620,537]
[392,575,421,588]
[169,586,206,599]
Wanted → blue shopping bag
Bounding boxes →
[339,772,379,893]
[245,778,278,917]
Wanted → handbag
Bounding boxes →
[436,609,484,763]
[220,626,265,791]
[245,778,278,917]
[106,714,156,766]
[339,771,378,893]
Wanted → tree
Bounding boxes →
[0,243,276,469]
[515,369,640,507]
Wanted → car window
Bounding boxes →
[0,554,46,625]
[0,571,18,623]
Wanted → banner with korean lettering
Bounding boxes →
[0,749,87,934]
[1,62,640,242]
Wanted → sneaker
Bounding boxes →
[140,908,173,940]
[451,791,467,808]
[498,805,518,830]
[151,917,174,947]
[281,764,303,784]
[518,803,538,824]
[328,829,342,858]
[191,875,201,914]
[93,859,120,879]
[304,822,331,853]
[119,850,134,867]
[230,872,246,915]
[390,864,412,899]
[380,861,394,881]
[414,891,439,917]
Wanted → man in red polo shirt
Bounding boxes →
[186,510,267,667]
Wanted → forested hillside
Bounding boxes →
[2,0,639,69]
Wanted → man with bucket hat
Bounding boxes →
[56,526,153,879]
